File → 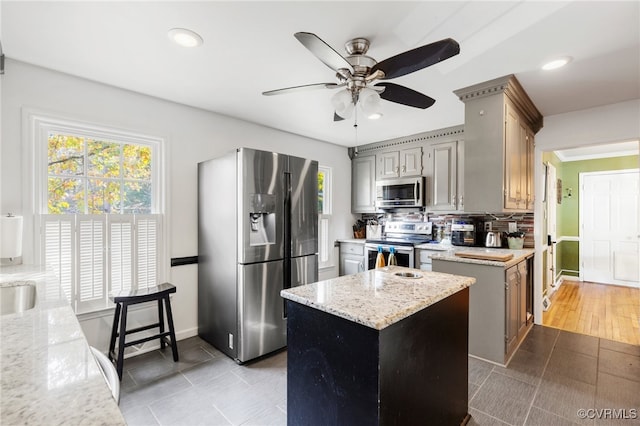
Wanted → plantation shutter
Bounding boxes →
[108,215,134,295]
[41,215,75,303]
[76,215,106,313]
[135,215,161,290]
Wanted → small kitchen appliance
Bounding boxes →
[485,231,503,248]
[451,218,484,247]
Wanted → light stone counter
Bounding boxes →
[0,264,125,425]
[335,238,366,244]
[430,247,535,268]
[281,265,475,330]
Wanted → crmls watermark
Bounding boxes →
[577,408,638,420]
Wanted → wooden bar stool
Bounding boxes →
[108,282,179,380]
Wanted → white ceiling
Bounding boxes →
[2,1,639,147]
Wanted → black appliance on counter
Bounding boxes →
[451,218,485,247]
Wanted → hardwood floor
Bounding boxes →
[543,280,640,346]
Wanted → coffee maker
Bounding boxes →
[451,218,484,246]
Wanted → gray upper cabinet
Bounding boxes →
[377,147,423,179]
[424,140,464,211]
[454,75,542,213]
[377,151,400,179]
[351,155,377,213]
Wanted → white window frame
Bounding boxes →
[318,165,333,269]
[26,109,168,314]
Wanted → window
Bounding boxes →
[318,166,332,269]
[31,112,165,314]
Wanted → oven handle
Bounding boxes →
[365,244,414,254]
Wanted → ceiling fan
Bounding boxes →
[263,32,460,122]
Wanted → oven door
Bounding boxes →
[365,244,414,270]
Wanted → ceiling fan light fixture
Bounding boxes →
[542,56,572,71]
[359,87,383,120]
[332,89,354,118]
[168,28,204,48]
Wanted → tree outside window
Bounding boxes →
[48,134,152,214]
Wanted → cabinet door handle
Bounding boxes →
[402,165,406,173]
[452,194,457,207]
[359,262,364,272]
[459,195,464,208]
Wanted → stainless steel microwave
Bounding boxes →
[375,176,425,208]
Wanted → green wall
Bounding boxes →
[547,154,638,276]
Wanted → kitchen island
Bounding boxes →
[281,265,475,426]
[0,265,125,425]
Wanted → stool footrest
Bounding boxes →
[116,322,161,337]
[124,332,172,348]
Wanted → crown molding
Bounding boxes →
[454,74,543,133]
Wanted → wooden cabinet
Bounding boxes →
[505,260,528,357]
[504,101,535,210]
[339,242,365,276]
[376,147,423,179]
[425,140,464,211]
[433,255,533,365]
[454,75,542,213]
[351,155,376,213]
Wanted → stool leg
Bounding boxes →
[164,295,179,362]
[158,298,165,350]
[116,303,128,380]
[108,303,121,362]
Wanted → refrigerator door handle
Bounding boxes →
[283,171,292,291]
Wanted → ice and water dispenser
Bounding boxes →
[248,193,276,246]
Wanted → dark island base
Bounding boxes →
[286,287,469,426]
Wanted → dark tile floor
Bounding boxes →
[119,326,640,426]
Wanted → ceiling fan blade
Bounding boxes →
[294,32,354,74]
[374,82,435,109]
[262,82,341,96]
[333,112,345,122]
[372,38,460,80]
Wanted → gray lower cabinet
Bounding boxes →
[339,241,365,276]
[433,256,532,365]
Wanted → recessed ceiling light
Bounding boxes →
[168,28,203,48]
[542,56,572,71]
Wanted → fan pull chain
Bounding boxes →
[353,106,359,145]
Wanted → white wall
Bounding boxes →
[1,59,355,351]
[532,99,640,324]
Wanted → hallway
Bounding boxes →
[543,280,640,346]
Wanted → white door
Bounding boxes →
[581,170,639,287]
[546,163,558,291]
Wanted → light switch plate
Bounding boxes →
[508,222,517,233]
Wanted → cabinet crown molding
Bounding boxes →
[454,75,543,133]
[356,124,464,154]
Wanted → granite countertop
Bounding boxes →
[281,265,475,330]
[0,265,125,425]
[336,238,366,244]
[430,247,535,268]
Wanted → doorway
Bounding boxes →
[541,142,640,345]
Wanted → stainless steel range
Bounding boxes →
[364,221,433,270]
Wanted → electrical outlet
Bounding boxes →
[508,222,517,233]
[485,222,492,231]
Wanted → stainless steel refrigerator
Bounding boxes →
[198,148,318,363]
